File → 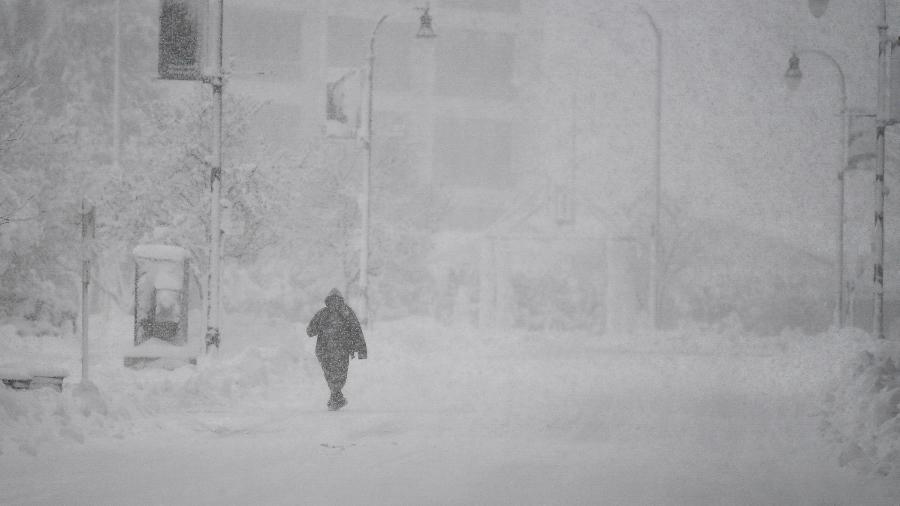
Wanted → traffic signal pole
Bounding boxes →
[81,199,95,381]
[205,0,224,352]
[874,7,890,340]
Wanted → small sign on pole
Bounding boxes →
[325,67,365,139]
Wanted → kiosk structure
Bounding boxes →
[125,245,197,368]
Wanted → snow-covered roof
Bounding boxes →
[133,244,189,262]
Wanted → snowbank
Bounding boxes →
[1,311,897,493]
[821,332,900,480]
[0,338,313,457]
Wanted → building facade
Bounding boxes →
[225,0,546,230]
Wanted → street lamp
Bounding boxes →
[808,0,830,18]
[637,6,663,331]
[805,0,892,339]
[359,6,436,327]
[783,49,849,327]
[205,0,224,352]
[579,6,661,329]
[416,5,437,39]
[552,6,662,328]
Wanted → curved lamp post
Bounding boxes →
[637,6,662,331]
[359,6,436,327]
[784,49,849,327]
[586,6,662,329]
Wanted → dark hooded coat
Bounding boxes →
[306,289,367,397]
[307,289,367,358]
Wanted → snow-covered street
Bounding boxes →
[2,315,898,505]
[6,0,900,504]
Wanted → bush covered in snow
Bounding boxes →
[821,334,900,480]
[0,342,312,457]
[0,312,317,457]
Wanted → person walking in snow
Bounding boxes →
[306,289,367,410]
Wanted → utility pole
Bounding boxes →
[360,15,385,328]
[113,0,121,171]
[784,50,849,327]
[838,106,849,326]
[81,199,95,381]
[803,0,893,338]
[205,0,224,351]
[651,16,661,330]
[358,7,435,328]
[874,6,890,340]
[640,7,662,331]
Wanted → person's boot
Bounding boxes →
[328,392,347,411]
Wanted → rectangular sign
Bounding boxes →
[326,67,365,139]
[158,0,205,80]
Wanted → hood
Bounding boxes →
[325,288,344,309]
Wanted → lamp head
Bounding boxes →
[416,5,437,39]
[784,53,803,91]
[808,0,829,18]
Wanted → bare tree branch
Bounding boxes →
[0,195,39,228]
[0,74,28,105]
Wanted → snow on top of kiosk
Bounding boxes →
[133,244,189,262]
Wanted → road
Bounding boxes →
[1,320,897,505]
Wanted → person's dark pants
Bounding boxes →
[316,341,349,401]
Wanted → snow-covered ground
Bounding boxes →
[1,313,899,505]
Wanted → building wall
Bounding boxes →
[225,0,542,231]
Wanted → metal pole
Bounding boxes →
[360,16,388,328]
[813,50,849,329]
[798,49,849,327]
[839,105,848,326]
[636,7,662,330]
[81,199,95,381]
[874,12,889,340]
[788,48,849,326]
[205,0,224,351]
[113,0,121,171]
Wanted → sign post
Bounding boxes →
[81,199,95,381]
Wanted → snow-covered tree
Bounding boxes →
[0,0,131,323]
